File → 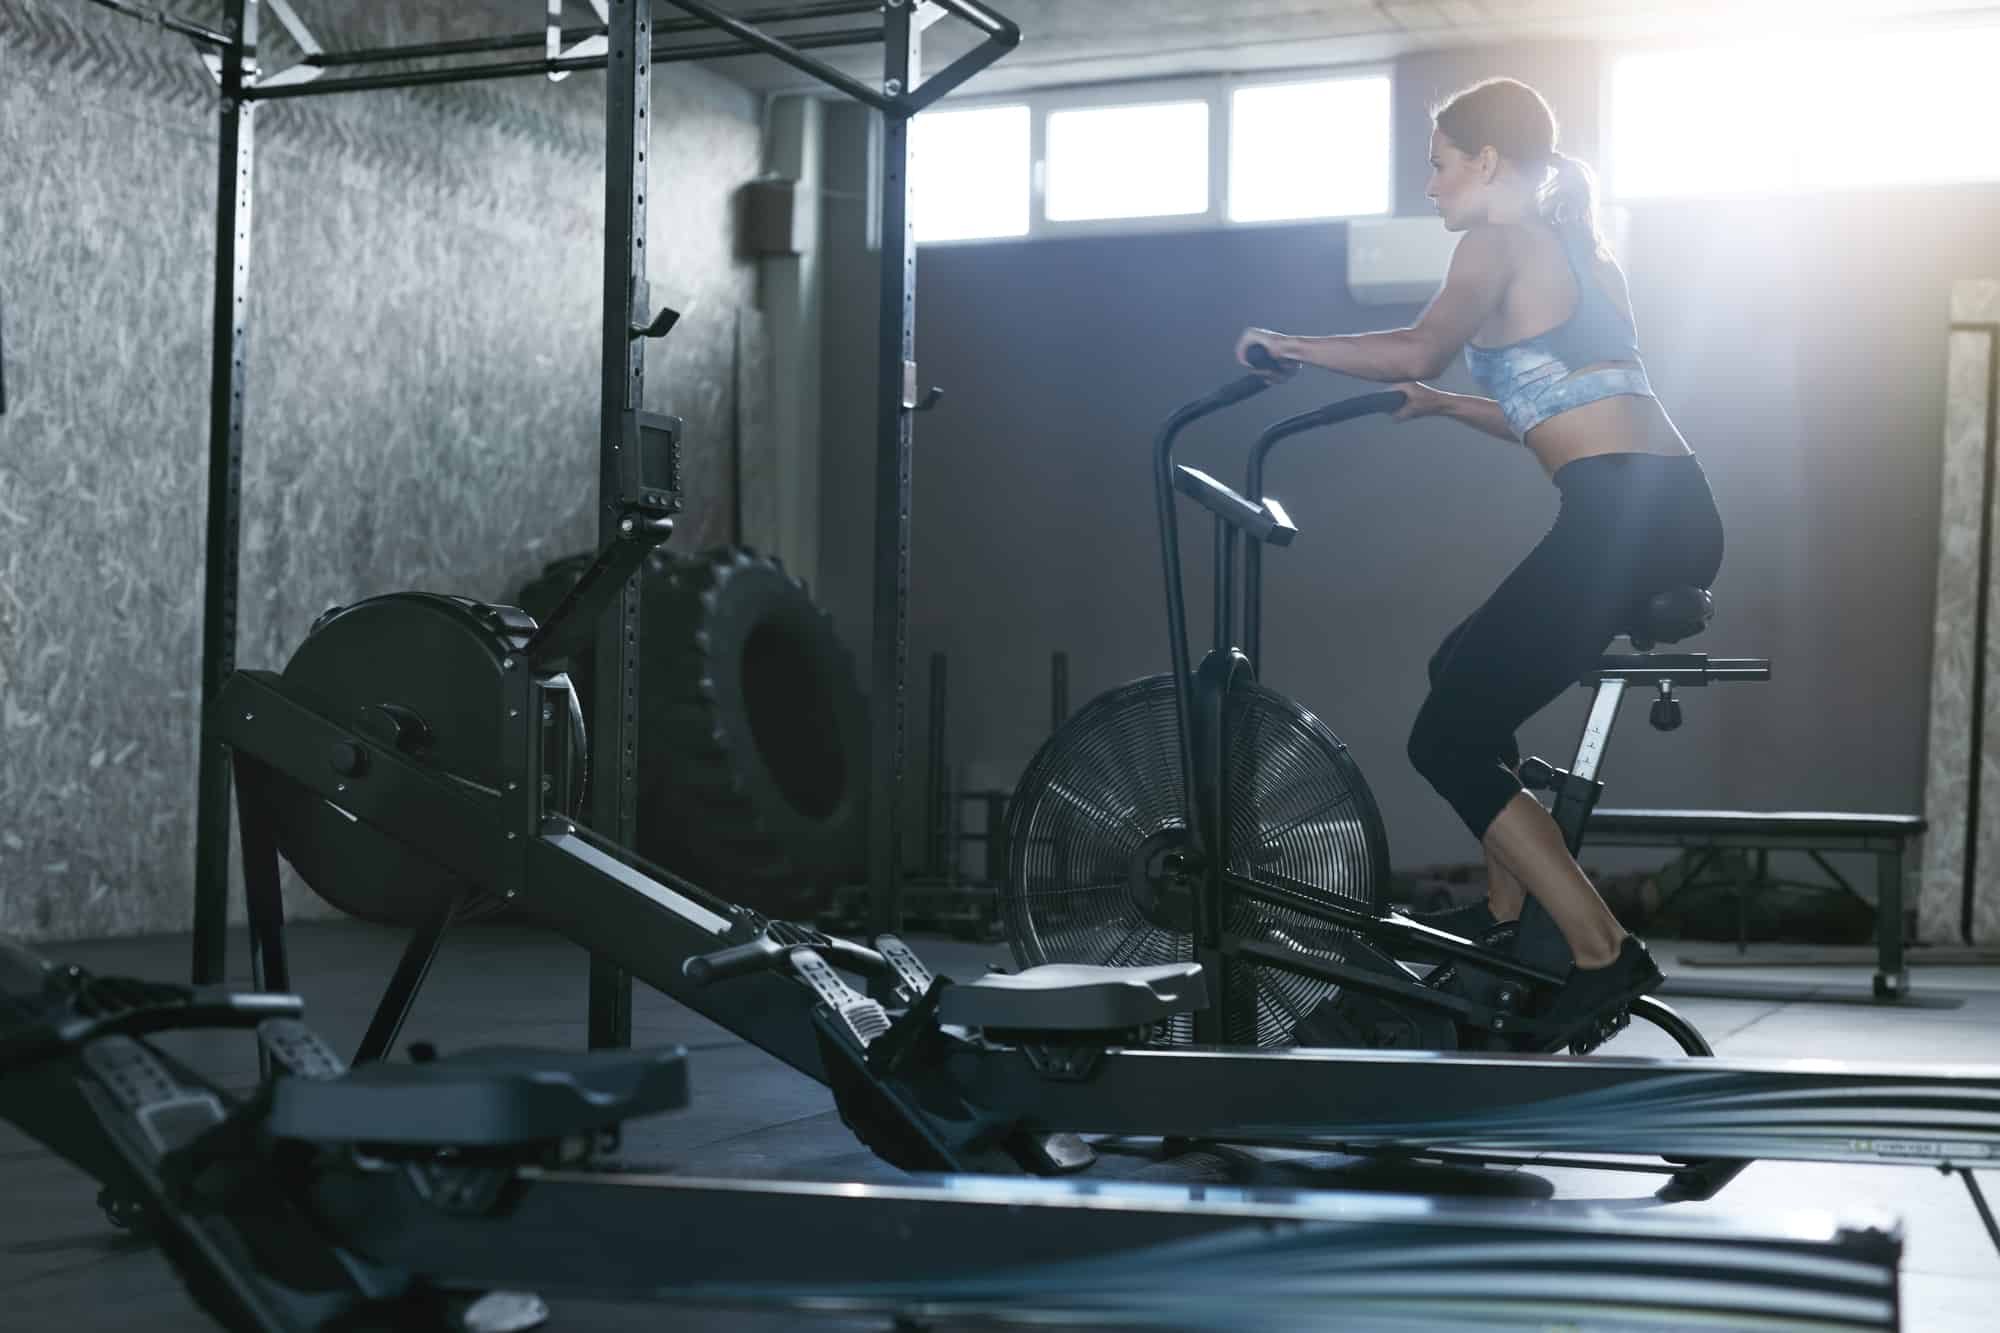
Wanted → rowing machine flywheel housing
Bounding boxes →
[264,593,586,927]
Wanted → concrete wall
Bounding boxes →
[815,40,1993,878]
[0,0,764,939]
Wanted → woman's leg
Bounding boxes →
[1420,620,1530,926]
[1483,777,1530,921]
[1483,792,1624,966]
[1407,524,1631,966]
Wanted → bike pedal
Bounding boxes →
[1566,1007,1632,1056]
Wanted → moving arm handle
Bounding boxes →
[1245,391,1407,500]
[1153,354,1294,867]
[1238,389,1405,669]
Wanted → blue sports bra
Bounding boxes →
[1462,227,1656,437]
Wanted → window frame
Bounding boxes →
[904,65,1395,248]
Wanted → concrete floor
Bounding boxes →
[2,921,1996,1330]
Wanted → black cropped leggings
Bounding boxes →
[1407,453,1725,839]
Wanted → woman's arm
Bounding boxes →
[1237,226,1512,382]
[1434,391,1520,443]
[1391,381,1520,443]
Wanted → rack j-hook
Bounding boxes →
[629,307,682,341]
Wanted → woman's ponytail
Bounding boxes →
[1541,150,1604,253]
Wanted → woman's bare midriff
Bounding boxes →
[1521,364,1692,479]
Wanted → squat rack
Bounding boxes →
[77,0,1018,1042]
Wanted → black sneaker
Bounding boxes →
[1535,937,1665,1055]
[1396,900,1498,939]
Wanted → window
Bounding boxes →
[1230,77,1392,222]
[911,104,1030,242]
[1610,26,2000,198]
[906,68,1393,243]
[1044,100,1211,222]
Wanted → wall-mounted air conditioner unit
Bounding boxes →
[1346,217,1458,306]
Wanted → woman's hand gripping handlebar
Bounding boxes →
[1242,342,1300,381]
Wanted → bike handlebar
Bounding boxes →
[1243,343,1298,377]
[1244,391,1409,530]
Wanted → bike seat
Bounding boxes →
[1625,585,1712,651]
[938,963,1207,1032]
[267,1040,689,1148]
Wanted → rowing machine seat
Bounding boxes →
[266,1035,689,1148]
[938,963,1206,1032]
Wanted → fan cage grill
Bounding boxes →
[1002,674,1391,1047]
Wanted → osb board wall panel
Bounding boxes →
[0,0,762,940]
[1921,279,2000,946]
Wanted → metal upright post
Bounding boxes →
[925,651,947,878]
[191,0,259,986]
[866,0,920,935]
[588,0,653,1050]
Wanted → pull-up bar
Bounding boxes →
[299,1,883,69]
[86,0,1019,115]
[245,27,888,100]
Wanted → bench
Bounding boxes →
[1584,809,1926,1000]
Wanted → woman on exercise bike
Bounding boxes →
[1234,77,1723,1053]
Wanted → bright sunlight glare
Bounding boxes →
[1045,101,1210,222]
[1230,77,1391,222]
[1611,26,2000,198]
[912,104,1030,242]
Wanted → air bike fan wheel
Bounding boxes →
[263,594,588,928]
[1002,674,1396,1048]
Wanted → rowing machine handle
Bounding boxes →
[683,936,785,986]
[684,933,892,987]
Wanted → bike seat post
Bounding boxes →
[1557,675,1628,852]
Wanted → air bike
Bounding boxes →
[0,937,1912,1332]
[197,351,2000,1257]
[999,342,1766,1057]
